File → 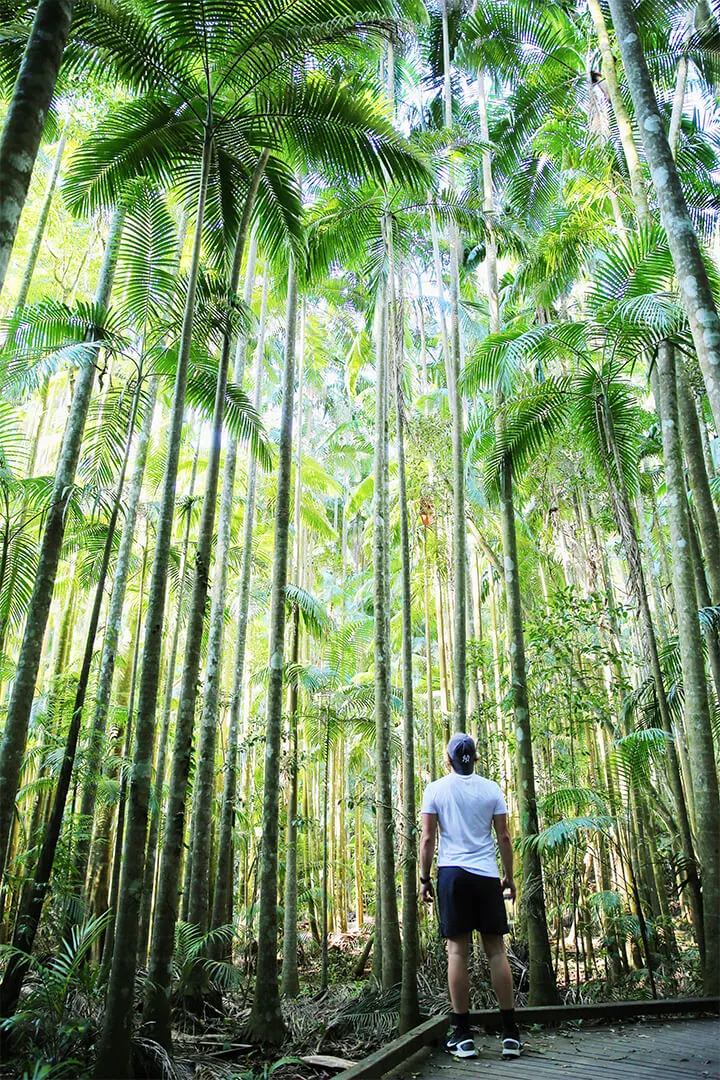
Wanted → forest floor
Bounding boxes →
[0,924,704,1080]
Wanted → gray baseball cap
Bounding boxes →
[448,732,476,775]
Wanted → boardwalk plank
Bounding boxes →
[395,1019,719,1080]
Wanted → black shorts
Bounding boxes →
[437,867,509,938]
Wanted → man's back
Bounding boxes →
[421,772,506,877]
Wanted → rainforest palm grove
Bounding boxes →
[0,0,719,1075]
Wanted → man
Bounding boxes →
[419,732,522,1060]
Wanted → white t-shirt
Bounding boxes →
[421,772,507,878]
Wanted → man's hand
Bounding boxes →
[502,876,516,901]
[420,880,434,903]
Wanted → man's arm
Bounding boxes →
[493,813,516,900]
[419,813,437,902]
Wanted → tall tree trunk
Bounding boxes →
[138,427,202,962]
[93,124,212,1080]
[586,0,651,225]
[0,205,124,886]
[100,546,146,969]
[676,363,720,603]
[247,257,298,1041]
[391,259,420,1032]
[423,526,436,780]
[0,0,74,298]
[210,270,269,941]
[440,0,466,732]
[498,454,557,1005]
[372,268,402,989]
[144,161,264,1048]
[280,315,305,998]
[187,221,262,933]
[606,0,720,432]
[656,341,720,996]
[13,129,66,313]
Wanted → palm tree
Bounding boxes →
[606,0,720,432]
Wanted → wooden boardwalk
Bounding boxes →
[388,1017,719,1080]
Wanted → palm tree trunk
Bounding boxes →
[0,0,74,298]
[372,269,402,989]
[0,205,124,887]
[676,363,720,602]
[210,270,269,942]
[144,160,265,1048]
[656,341,720,996]
[100,545,147,968]
[93,124,213,1080]
[247,257,298,1041]
[187,224,262,933]
[586,0,651,224]
[320,711,331,992]
[606,0,720,432]
[440,0,466,732]
[423,526,436,780]
[498,453,557,1005]
[13,130,66,313]
[138,426,202,960]
[280,319,305,998]
[391,262,420,1032]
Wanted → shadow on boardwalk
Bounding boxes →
[388,1017,719,1079]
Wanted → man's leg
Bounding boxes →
[480,933,513,1010]
[445,934,476,1055]
[481,932,520,1050]
[446,934,471,1014]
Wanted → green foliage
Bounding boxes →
[0,912,109,1071]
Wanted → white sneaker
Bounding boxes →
[502,1035,522,1059]
[446,1028,478,1058]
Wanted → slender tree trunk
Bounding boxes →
[676,363,720,603]
[138,427,202,960]
[280,606,301,995]
[606,0,720,432]
[656,341,720,996]
[440,0,466,731]
[372,269,402,989]
[586,0,651,224]
[320,712,330,992]
[391,263,420,1032]
[13,130,66,313]
[0,0,74,298]
[211,270,269,941]
[423,527,436,780]
[280,316,305,997]
[187,222,262,932]
[144,162,264,1048]
[93,125,213,1080]
[247,258,298,1041]
[498,454,557,1005]
[0,206,124,886]
[100,546,146,968]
